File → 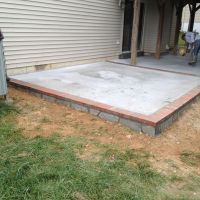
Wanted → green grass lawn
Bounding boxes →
[0,101,200,200]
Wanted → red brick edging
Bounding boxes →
[9,78,200,135]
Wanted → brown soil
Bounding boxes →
[9,88,200,175]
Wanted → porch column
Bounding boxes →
[188,3,196,32]
[131,0,141,65]
[155,0,166,59]
[173,3,183,55]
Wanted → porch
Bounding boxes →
[128,0,200,65]
[112,54,200,77]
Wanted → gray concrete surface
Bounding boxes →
[12,61,200,115]
[113,54,200,76]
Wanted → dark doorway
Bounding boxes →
[122,0,145,53]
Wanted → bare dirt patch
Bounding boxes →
[10,88,200,175]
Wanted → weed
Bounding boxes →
[180,150,200,166]
[40,116,51,123]
[0,101,18,118]
[170,174,184,183]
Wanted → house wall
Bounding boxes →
[0,0,176,75]
[143,0,159,53]
[0,0,123,75]
[142,0,174,53]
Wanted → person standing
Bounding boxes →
[182,32,200,65]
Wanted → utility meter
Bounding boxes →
[0,30,7,97]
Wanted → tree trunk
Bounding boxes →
[188,9,196,32]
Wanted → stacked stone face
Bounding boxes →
[0,30,7,97]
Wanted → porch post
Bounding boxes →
[131,0,141,65]
[155,0,166,59]
[188,3,196,32]
[173,3,183,54]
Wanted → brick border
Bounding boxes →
[9,78,200,136]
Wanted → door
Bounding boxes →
[122,0,145,52]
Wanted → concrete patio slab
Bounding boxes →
[112,54,200,77]
[10,61,200,135]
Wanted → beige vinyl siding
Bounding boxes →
[143,1,159,53]
[182,4,200,23]
[0,0,122,74]
[143,0,174,53]
[194,5,200,22]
